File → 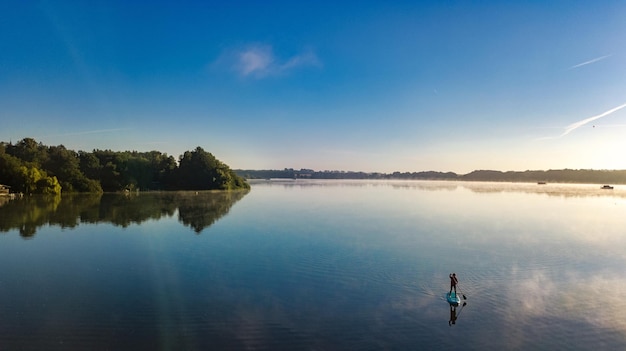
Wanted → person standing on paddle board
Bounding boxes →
[449,273,458,294]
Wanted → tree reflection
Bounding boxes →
[0,190,249,238]
[177,192,247,233]
[0,194,63,238]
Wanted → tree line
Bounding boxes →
[0,138,249,194]
[236,168,626,184]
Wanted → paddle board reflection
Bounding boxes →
[448,302,467,326]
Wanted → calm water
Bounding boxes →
[1,181,626,350]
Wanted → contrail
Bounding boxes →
[568,55,611,70]
[560,102,626,137]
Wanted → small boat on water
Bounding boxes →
[601,185,614,190]
[537,182,546,185]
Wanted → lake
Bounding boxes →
[1,180,626,350]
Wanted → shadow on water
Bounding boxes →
[0,190,249,238]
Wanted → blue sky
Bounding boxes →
[1,1,625,173]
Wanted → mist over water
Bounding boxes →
[1,181,625,350]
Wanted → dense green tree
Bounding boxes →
[89,150,124,192]
[123,156,150,190]
[101,161,123,192]
[2,140,61,194]
[0,152,24,189]
[146,151,177,189]
[17,166,61,195]
[176,147,249,190]
[44,145,102,193]
[2,138,249,192]
[35,174,62,195]
[8,138,49,166]
[79,151,103,180]
[176,147,218,190]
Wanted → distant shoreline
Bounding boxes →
[236,168,626,185]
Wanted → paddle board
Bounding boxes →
[446,292,461,306]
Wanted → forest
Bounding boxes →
[0,138,249,194]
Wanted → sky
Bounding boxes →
[1,0,625,173]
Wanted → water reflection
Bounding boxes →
[250,179,626,198]
[461,182,626,198]
[0,191,249,238]
[500,269,626,340]
[448,302,467,326]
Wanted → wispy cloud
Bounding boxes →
[238,45,276,76]
[539,103,626,140]
[214,44,321,78]
[42,128,130,137]
[568,55,611,70]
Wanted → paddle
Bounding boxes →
[456,301,468,317]
[457,284,467,300]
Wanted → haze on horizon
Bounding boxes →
[1,1,625,174]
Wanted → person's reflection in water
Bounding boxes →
[448,302,466,326]
[449,305,458,326]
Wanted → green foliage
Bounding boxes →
[0,151,24,189]
[78,151,102,180]
[35,175,62,195]
[44,145,101,193]
[16,166,61,195]
[175,147,250,190]
[11,138,48,165]
[0,138,249,193]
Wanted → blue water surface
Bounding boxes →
[1,181,626,350]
